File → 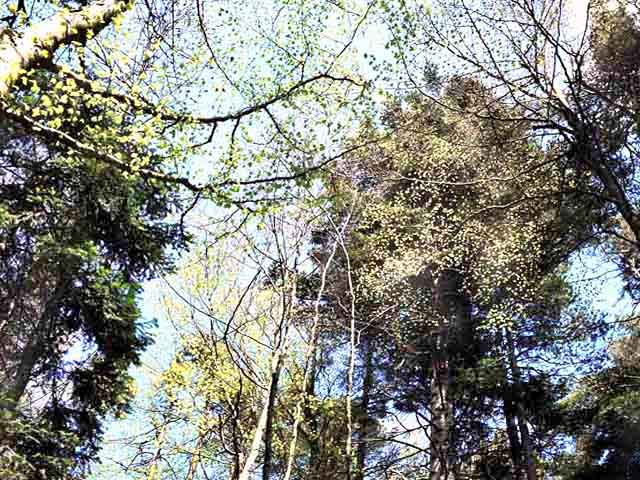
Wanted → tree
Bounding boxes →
[383,0,640,297]
[553,318,640,479]
[0,0,373,476]
[0,0,368,199]
[0,116,183,478]
[11,1,640,478]
[322,80,599,479]
[0,0,131,98]
[88,194,362,480]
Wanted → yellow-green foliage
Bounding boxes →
[135,234,342,477]
[348,88,567,341]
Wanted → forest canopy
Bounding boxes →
[1,0,640,479]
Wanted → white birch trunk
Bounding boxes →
[0,0,131,98]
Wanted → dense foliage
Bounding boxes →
[0,115,185,478]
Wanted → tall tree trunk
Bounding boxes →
[0,0,132,98]
[429,269,469,480]
[261,354,282,480]
[516,410,536,480]
[570,125,640,247]
[246,274,294,480]
[575,426,595,470]
[239,351,282,480]
[230,387,243,480]
[7,325,46,403]
[303,353,321,479]
[503,386,524,480]
[355,337,374,480]
[429,345,452,480]
[505,329,537,480]
[3,279,66,408]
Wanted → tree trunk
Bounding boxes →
[505,329,537,480]
[240,351,283,480]
[429,349,452,480]
[429,269,469,480]
[3,280,66,408]
[503,387,524,480]
[303,353,322,479]
[261,356,282,480]
[7,325,45,403]
[575,427,595,469]
[516,410,536,480]
[570,125,640,247]
[355,337,374,480]
[0,0,132,98]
